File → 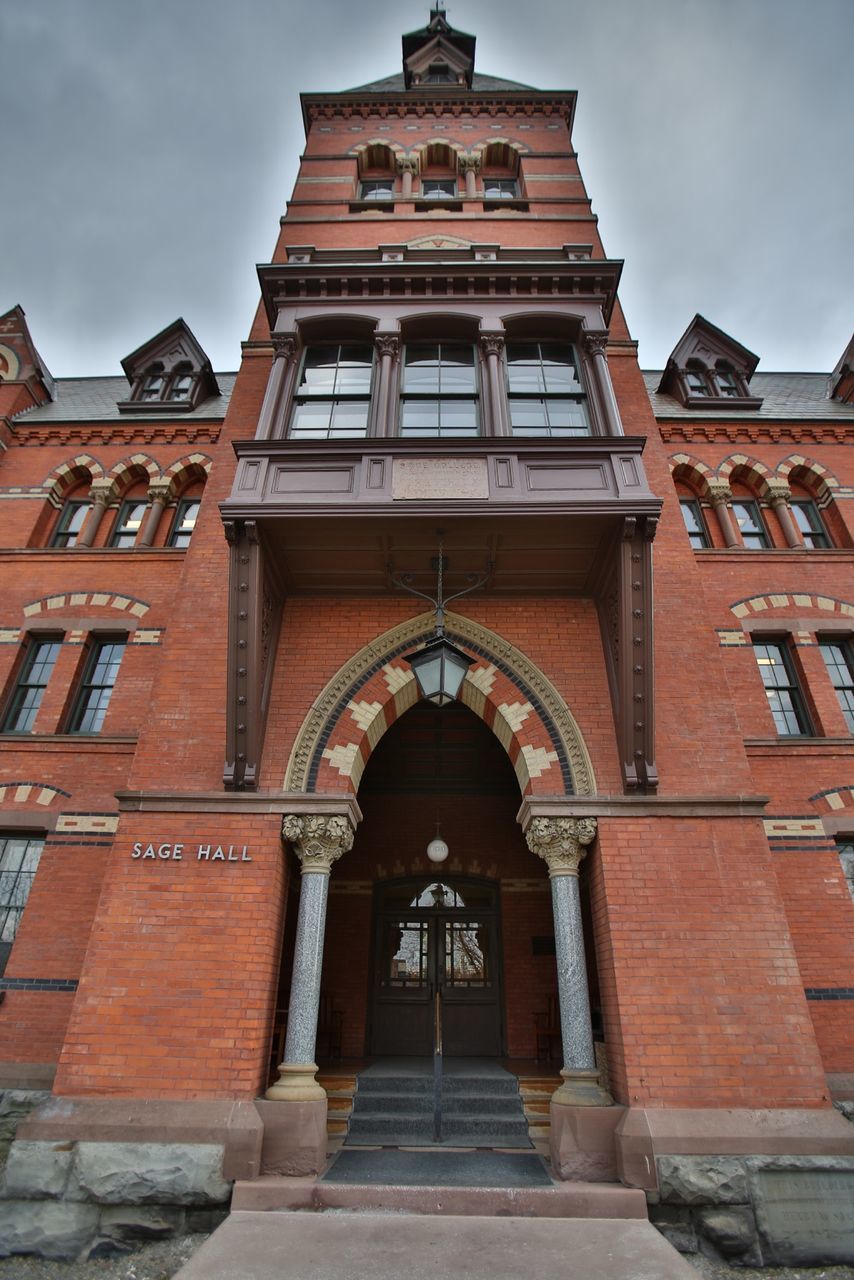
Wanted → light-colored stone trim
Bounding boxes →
[730,593,854,620]
[22,593,151,619]
[0,783,70,807]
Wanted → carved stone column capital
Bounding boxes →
[88,480,114,506]
[525,816,597,876]
[479,332,505,358]
[766,483,792,506]
[146,480,173,504]
[282,814,355,874]
[271,334,297,362]
[582,330,610,358]
[374,334,400,360]
[458,152,481,175]
[707,481,733,506]
[397,155,420,175]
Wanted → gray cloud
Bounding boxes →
[1,0,851,376]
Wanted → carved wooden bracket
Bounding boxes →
[595,514,658,794]
[223,518,282,790]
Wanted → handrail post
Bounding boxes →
[433,987,443,1143]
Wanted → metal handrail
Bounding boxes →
[432,986,443,1143]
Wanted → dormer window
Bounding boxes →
[118,319,219,414]
[140,370,166,401]
[424,63,455,82]
[168,367,195,401]
[714,365,740,397]
[685,366,708,396]
[657,315,763,410]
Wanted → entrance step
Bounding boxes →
[516,1070,562,1146]
[175,1211,699,1280]
[344,1062,531,1149]
[317,1070,356,1139]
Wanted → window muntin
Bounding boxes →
[483,179,518,199]
[753,640,811,736]
[680,499,709,549]
[0,834,44,976]
[421,179,457,199]
[139,372,165,402]
[360,181,394,201]
[791,500,830,548]
[110,500,148,548]
[506,342,589,436]
[714,369,740,397]
[732,500,769,549]
[685,368,708,395]
[168,371,194,401]
[2,638,61,733]
[289,344,373,440]
[169,499,200,549]
[51,501,91,548]
[820,641,854,733]
[424,63,455,83]
[69,638,126,734]
[400,343,479,437]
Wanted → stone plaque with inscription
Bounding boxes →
[754,1168,854,1265]
[392,457,489,500]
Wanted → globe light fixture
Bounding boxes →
[426,823,449,864]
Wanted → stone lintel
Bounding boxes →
[615,1107,854,1191]
[516,794,769,828]
[17,1098,264,1181]
[115,791,363,826]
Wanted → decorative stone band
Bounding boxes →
[281,813,355,875]
[524,815,597,876]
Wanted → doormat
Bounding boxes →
[322,1148,552,1188]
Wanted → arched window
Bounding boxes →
[51,489,92,547]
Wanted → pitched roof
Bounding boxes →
[643,370,854,421]
[346,70,536,93]
[12,373,236,424]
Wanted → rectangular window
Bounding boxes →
[506,342,589,436]
[400,343,479,437]
[289,344,373,440]
[732,500,769,549]
[110,500,148,548]
[837,839,854,902]
[168,372,195,401]
[483,179,518,199]
[0,834,44,976]
[360,181,394,201]
[169,498,200,548]
[51,501,91,548]
[753,639,811,736]
[680,499,709,549]
[2,638,62,733]
[791,500,830,548]
[715,370,740,397]
[420,179,457,200]
[69,638,126,734]
[820,640,854,732]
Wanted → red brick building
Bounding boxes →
[1,10,853,1265]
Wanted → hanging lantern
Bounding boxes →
[426,823,449,864]
[402,635,475,706]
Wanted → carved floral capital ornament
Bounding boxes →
[525,816,597,876]
[282,814,354,874]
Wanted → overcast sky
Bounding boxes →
[2,0,851,379]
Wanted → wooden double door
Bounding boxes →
[370,877,503,1057]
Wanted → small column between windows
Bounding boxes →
[459,153,480,200]
[581,332,624,437]
[137,481,172,548]
[708,482,740,547]
[256,334,298,441]
[767,483,806,549]
[75,481,113,548]
[372,334,400,437]
[479,332,509,436]
[397,156,418,199]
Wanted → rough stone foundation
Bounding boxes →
[649,1154,854,1267]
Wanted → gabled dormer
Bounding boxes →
[829,334,854,404]
[657,314,763,410]
[402,8,476,89]
[118,318,219,414]
[0,304,55,415]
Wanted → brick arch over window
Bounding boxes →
[729,593,854,620]
[106,453,162,494]
[42,454,105,505]
[283,610,596,798]
[418,138,462,169]
[477,138,527,167]
[163,452,212,496]
[351,140,403,173]
[668,452,714,497]
[809,786,854,817]
[716,454,774,496]
[775,455,841,500]
[0,781,70,807]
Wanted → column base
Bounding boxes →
[265,1062,326,1102]
[552,1068,614,1108]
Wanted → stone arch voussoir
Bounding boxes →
[283,610,596,799]
[669,452,714,498]
[716,453,773,497]
[775,454,840,501]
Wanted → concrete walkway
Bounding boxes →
[173,1210,700,1280]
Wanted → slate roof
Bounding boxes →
[643,371,854,422]
[346,71,536,93]
[12,374,236,424]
